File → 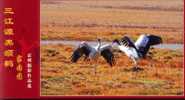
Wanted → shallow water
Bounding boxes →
[41,40,183,51]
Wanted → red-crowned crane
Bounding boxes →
[113,34,162,71]
[71,39,115,74]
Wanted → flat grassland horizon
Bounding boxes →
[41,0,184,96]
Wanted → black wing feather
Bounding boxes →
[101,49,115,66]
[121,36,138,50]
[148,35,162,46]
[71,46,91,62]
[71,48,83,62]
[137,35,162,57]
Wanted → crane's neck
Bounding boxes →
[97,40,101,51]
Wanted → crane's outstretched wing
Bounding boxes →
[121,36,138,50]
[148,35,162,46]
[101,48,115,66]
[135,34,162,48]
[135,34,162,57]
[71,45,91,63]
[113,37,139,59]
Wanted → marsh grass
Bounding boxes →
[41,44,183,96]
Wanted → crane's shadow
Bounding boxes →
[124,67,144,72]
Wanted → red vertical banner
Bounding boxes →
[0,0,4,98]
[0,0,40,98]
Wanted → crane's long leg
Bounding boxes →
[87,57,97,76]
[132,58,144,72]
[94,65,97,75]
[133,58,138,69]
[94,57,101,82]
[94,58,98,76]
[131,57,140,71]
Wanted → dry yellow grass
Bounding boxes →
[41,0,184,43]
[41,44,183,95]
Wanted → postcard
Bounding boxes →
[0,0,184,99]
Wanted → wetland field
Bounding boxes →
[41,0,184,96]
